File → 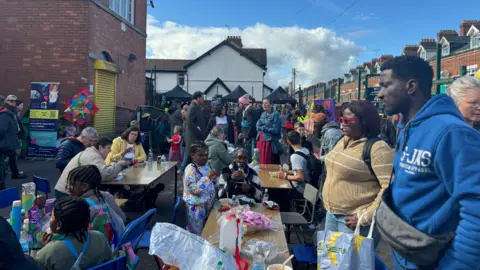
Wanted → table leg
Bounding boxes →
[174,164,178,205]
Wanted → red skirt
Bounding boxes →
[256,132,281,165]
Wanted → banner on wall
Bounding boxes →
[314,99,335,121]
[28,82,60,158]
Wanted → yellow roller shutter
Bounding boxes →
[94,70,116,135]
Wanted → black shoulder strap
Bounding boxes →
[362,137,382,176]
[293,151,313,171]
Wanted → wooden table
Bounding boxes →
[201,203,293,269]
[102,161,178,205]
[114,199,128,207]
[258,164,292,189]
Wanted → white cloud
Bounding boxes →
[146,15,364,87]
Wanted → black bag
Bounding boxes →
[376,185,454,267]
[293,151,322,188]
[271,140,284,155]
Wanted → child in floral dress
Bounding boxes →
[183,142,219,235]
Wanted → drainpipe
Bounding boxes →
[357,70,362,100]
[337,78,342,102]
[435,43,441,95]
[364,74,369,100]
[323,83,327,100]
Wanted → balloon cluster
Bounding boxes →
[64,88,99,125]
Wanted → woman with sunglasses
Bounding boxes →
[322,101,394,247]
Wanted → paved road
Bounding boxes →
[2,159,393,269]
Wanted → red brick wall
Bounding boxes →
[88,0,147,111]
[0,0,90,108]
[429,49,480,78]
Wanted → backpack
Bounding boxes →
[293,150,323,188]
[84,198,118,246]
[335,136,383,176]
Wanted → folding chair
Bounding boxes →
[33,176,51,198]
[0,187,20,208]
[280,183,318,243]
[88,255,127,270]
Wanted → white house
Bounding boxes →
[146,36,272,101]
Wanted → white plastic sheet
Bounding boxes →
[149,223,238,270]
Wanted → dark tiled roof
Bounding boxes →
[243,48,267,67]
[204,78,231,94]
[146,59,192,71]
[447,36,471,53]
[263,84,274,92]
[184,40,267,70]
[419,39,437,51]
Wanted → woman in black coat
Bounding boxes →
[207,106,235,144]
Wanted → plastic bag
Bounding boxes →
[242,239,285,263]
[317,212,376,270]
[149,223,238,270]
[217,208,282,234]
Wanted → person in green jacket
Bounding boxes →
[204,126,234,173]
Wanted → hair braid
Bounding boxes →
[67,165,104,200]
[54,197,90,243]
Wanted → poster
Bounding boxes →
[314,99,335,121]
[28,82,60,158]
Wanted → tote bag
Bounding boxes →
[317,211,376,270]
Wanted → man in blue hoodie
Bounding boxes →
[377,55,480,270]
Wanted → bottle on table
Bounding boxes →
[19,219,30,254]
[148,149,153,164]
[262,189,269,203]
[161,154,167,163]
[231,195,240,208]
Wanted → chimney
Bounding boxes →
[226,36,243,48]
[437,30,458,42]
[460,20,480,36]
[403,45,419,55]
[379,54,393,61]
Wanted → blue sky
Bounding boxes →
[147,0,477,86]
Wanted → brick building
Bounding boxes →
[0,0,148,134]
[300,19,480,105]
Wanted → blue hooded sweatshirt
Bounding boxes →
[391,94,480,270]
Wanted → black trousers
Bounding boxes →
[0,153,5,188]
[7,150,20,176]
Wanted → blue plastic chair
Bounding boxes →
[375,255,389,270]
[137,196,181,249]
[114,208,157,254]
[291,244,317,270]
[88,255,127,270]
[33,175,51,198]
[0,188,20,208]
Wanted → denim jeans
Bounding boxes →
[324,211,381,248]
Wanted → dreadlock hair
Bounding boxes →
[54,196,90,243]
[67,165,104,201]
[191,141,208,155]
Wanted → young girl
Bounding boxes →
[167,125,183,162]
[183,142,219,235]
[66,165,126,241]
[35,197,113,270]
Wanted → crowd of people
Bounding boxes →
[1,54,480,269]
[175,55,480,270]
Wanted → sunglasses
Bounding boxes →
[7,100,16,103]
[339,117,359,126]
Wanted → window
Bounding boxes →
[109,0,134,23]
[420,50,426,60]
[177,74,185,86]
[472,33,480,49]
[441,43,450,56]
[98,51,113,62]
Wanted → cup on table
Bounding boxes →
[267,264,292,270]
